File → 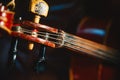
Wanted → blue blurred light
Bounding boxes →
[83,28,106,36]
[50,3,75,11]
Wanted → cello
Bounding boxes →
[0,3,120,80]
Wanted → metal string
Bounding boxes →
[21,27,63,42]
[64,33,119,64]
[13,27,119,64]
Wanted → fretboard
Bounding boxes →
[63,32,120,65]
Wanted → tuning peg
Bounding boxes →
[29,0,49,23]
[28,0,49,50]
[29,0,49,17]
[6,0,15,10]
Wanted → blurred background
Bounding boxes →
[0,0,120,80]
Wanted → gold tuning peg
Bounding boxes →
[6,0,15,10]
[29,0,49,17]
[28,0,49,50]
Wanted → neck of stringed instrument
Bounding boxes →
[14,20,120,65]
[62,32,120,65]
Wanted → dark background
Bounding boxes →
[0,0,120,80]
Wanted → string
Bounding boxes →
[64,33,117,54]
[19,27,64,45]
[64,36,116,57]
[64,33,119,63]
[13,27,119,63]
[64,40,118,64]
[21,27,62,37]
[20,27,117,57]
